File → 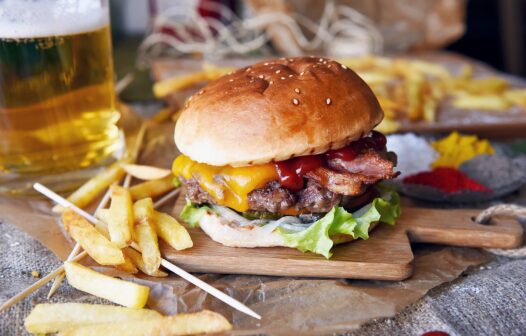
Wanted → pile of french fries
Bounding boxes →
[153,57,526,133]
[22,152,234,334]
[338,56,526,129]
[25,303,231,335]
[59,166,192,305]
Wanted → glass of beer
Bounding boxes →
[0,0,122,195]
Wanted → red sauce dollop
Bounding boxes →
[403,167,490,193]
[275,131,387,191]
[421,331,450,336]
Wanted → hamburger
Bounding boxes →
[172,56,400,258]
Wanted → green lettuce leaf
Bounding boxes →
[172,177,182,188]
[180,200,210,228]
[179,190,401,258]
[279,190,401,258]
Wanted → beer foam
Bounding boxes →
[0,0,109,38]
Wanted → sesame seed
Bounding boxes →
[288,74,293,78]
[245,67,251,72]
[229,79,233,82]
[269,80,273,84]
[293,98,299,105]
[326,98,332,105]
[264,62,269,65]
[300,71,305,75]
[275,69,281,74]
[198,90,204,95]
[259,75,264,78]
[294,88,300,93]
[288,58,294,62]
[327,64,331,68]
[323,61,327,64]
[281,77,286,80]
[319,58,323,62]
[341,64,347,69]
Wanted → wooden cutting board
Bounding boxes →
[162,206,523,280]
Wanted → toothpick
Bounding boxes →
[152,187,180,209]
[0,251,87,313]
[33,183,261,320]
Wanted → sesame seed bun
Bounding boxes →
[174,56,383,167]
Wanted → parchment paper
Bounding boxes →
[0,116,490,335]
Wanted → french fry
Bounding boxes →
[151,106,174,124]
[25,303,161,334]
[62,210,124,266]
[423,95,438,122]
[504,89,526,107]
[153,71,209,98]
[91,210,137,274]
[94,208,111,237]
[133,198,161,274]
[106,185,134,248]
[64,262,149,308]
[153,211,193,251]
[129,176,175,200]
[465,77,508,94]
[115,253,139,274]
[57,310,232,336]
[452,94,512,110]
[202,62,237,79]
[53,162,125,212]
[121,163,171,181]
[123,248,168,277]
[407,60,452,80]
[355,71,394,85]
[406,80,424,120]
[375,118,401,134]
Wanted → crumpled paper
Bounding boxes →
[0,113,490,334]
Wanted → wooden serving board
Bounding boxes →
[162,207,523,280]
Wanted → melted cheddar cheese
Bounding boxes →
[173,155,278,212]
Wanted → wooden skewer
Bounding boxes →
[46,175,133,299]
[33,183,261,320]
[0,251,87,313]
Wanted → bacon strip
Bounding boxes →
[306,151,398,196]
[327,150,397,179]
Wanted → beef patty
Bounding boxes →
[182,150,397,214]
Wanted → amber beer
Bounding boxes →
[0,11,120,193]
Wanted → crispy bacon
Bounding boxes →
[327,150,398,179]
[307,151,398,196]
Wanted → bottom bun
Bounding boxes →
[199,209,378,248]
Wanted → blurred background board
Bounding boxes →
[150,52,526,138]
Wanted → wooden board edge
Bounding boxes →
[163,252,415,280]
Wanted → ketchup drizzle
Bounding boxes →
[274,131,387,191]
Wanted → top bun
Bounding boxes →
[174,56,383,167]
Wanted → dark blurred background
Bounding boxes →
[109,0,526,102]
[446,0,525,76]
